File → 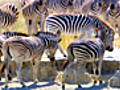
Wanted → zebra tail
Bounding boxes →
[1,42,11,75]
[62,60,70,70]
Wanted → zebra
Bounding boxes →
[0,32,29,81]
[75,0,103,15]
[1,31,61,87]
[37,0,75,33]
[46,13,116,57]
[0,4,19,34]
[62,26,115,89]
[21,0,47,34]
[105,0,120,36]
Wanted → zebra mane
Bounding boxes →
[34,31,57,37]
[89,14,116,35]
[3,31,29,37]
[35,31,61,43]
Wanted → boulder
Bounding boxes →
[108,70,120,87]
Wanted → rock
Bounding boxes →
[108,70,120,87]
[64,61,92,84]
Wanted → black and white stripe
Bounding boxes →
[46,14,115,57]
[46,14,115,38]
[21,0,47,34]
[62,26,115,89]
[2,31,61,87]
[0,4,19,34]
[105,0,120,36]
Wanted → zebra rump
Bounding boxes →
[0,3,19,28]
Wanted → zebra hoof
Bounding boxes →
[5,84,8,88]
[63,54,67,57]
[62,85,65,90]
[99,80,103,84]
[8,74,12,81]
[94,80,97,84]
[62,82,65,90]
[22,84,26,87]
[34,79,39,83]
[78,84,82,88]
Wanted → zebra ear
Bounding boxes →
[56,30,61,37]
[95,26,105,33]
[58,38,62,43]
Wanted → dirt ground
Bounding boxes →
[0,72,120,90]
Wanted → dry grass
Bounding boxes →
[0,0,120,50]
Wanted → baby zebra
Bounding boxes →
[1,31,61,87]
[62,26,115,89]
[0,4,19,34]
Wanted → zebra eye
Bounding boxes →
[105,29,108,34]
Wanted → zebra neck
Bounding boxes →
[90,16,104,28]
[41,38,50,48]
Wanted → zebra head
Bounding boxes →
[95,26,115,51]
[35,31,61,63]
[61,0,75,6]
[90,0,103,15]
[109,0,120,18]
[110,0,118,10]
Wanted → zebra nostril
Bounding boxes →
[110,4,115,9]
[106,46,113,51]
[99,3,102,7]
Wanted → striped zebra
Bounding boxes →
[45,0,75,13]
[21,0,47,34]
[62,26,115,89]
[46,14,115,57]
[0,32,29,80]
[77,0,103,15]
[0,4,19,34]
[0,31,60,81]
[105,0,120,36]
[1,31,61,87]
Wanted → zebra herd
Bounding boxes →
[0,0,119,89]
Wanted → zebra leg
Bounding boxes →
[32,58,41,83]
[16,61,26,87]
[92,61,97,84]
[79,33,85,39]
[40,15,45,31]
[58,44,67,57]
[25,19,32,35]
[32,20,38,34]
[73,65,82,88]
[98,57,103,84]
[4,53,11,88]
[62,61,73,89]
[118,24,120,37]
[0,25,1,34]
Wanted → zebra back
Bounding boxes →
[34,31,62,43]
[3,31,29,38]
[46,14,116,37]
